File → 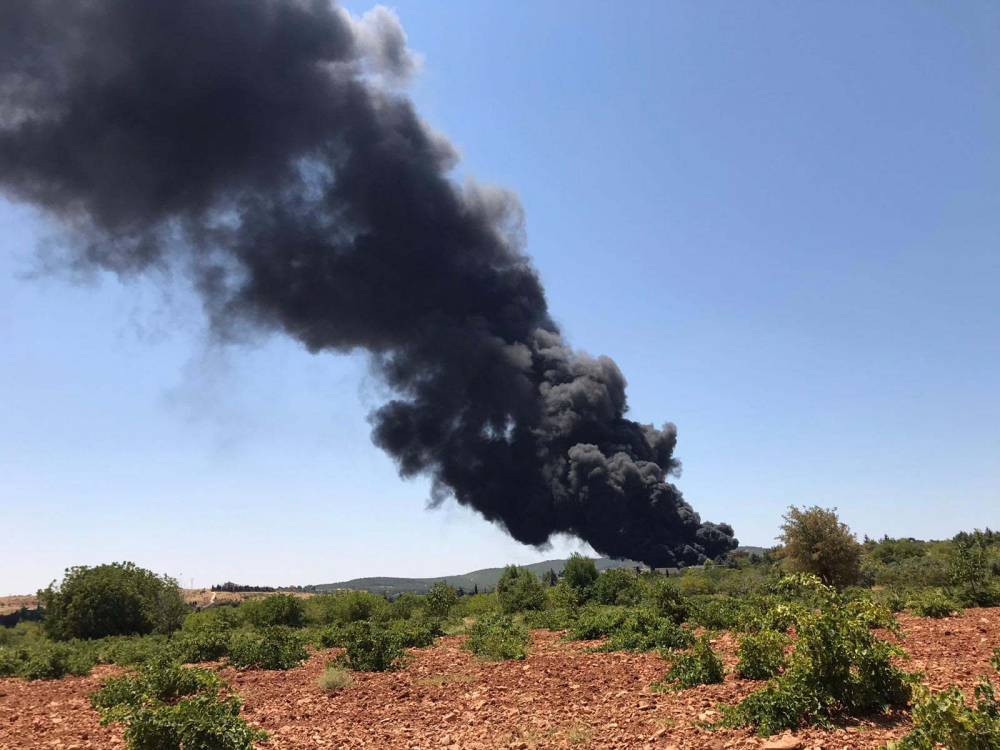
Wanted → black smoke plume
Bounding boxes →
[0,0,737,566]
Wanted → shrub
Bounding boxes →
[337,621,408,672]
[908,589,962,619]
[388,593,420,621]
[496,565,546,614]
[38,562,189,641]
[591,609,694,654]
[522,608,576,632]
[0,646,19,676]
[8,640,95,681]
[735,631,788,680]
[174,607,241,662]
[92,635,177,667]
[654,636,724,691]
[562,554,599,597]
[678,573,716,597]
[592,568,643,606]
[875,557,950,591]
[463,614,529,661]
[647,580,690,624]
[949,530,999,607]
[304,590,389,626]
[424,582,460,618]
[885,650,1000,749]
[227,626,307,670]
[735,596,802,634]
[388,619,440,649]
[687,596,742,630]
[564,606,628,640]
[721,579,911,736]
[91,658,267,750]
[317,664,353,692]
[779,506,862,588]
[238,594,305,628]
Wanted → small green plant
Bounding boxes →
[90,657,267,750]
[907,589,962,619]
[721,578,912,736]
[227,626,307,670]
[337,621,408,672]
[388,619,440,649]
[564,606,627,640]
[2,640,95,681]
[653,635,724,691]
[423,582,460,618]
[647,580,690,624]
[590,609,694,653]
[317,664,353,692]
[462,614,529,661]
[238,594,306,628]
[735,630,788,680]
[522,607,576,632]
[885,650,1000,749]
[496,565,546,614]
[686,596,742,630]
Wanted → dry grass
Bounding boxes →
[317,665,354,692]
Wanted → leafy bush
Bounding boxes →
[874,557,950,591]
[388,593,420,621]
[677,573,716,597]
[337,621,408,672]
[238,594,306,628]
[317,664,353,692]
[92,635,176,667]
[646,580,690,624]
[462,614,529,661]
[564,606,628,640]
[227,626,307,670]
[2,640,95,680]
[907,589,962,619]
[885,650,1000,749]
[735,631,788,680]
[949,530,1000,607]
[779,505,862,587]
[735,596,802,634]
[304,590,389,626]
[654,636,724,691]
[592,568,643,606]
[174,607,241,662]
[424,582,460,618]
[721,580,911,736]
[38,562,189,640]
[91,658,267,750]
[522,608,576,632]
[687,596,742,630]
[496,565,546,614]
[388,619,440,648]
[591,609,694,654]
[562,554,599,595]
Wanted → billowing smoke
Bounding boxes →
[0,0,736,566]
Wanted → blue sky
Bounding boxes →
[2,1,998,594]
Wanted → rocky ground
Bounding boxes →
[1,609,998,750]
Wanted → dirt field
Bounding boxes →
[1,609,998,750]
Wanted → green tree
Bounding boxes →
[38,562,188,640]
[562,554,599,596]
[424,582,459,618]
[778,506,862,588]
[495,565,545,614]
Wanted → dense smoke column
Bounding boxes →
[0,0,736,566]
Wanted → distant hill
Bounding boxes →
[308,557,644,596]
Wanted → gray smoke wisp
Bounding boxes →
[0,0,736,566]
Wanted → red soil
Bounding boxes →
[2,609,998,750]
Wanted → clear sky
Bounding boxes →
[2,2,998,595]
